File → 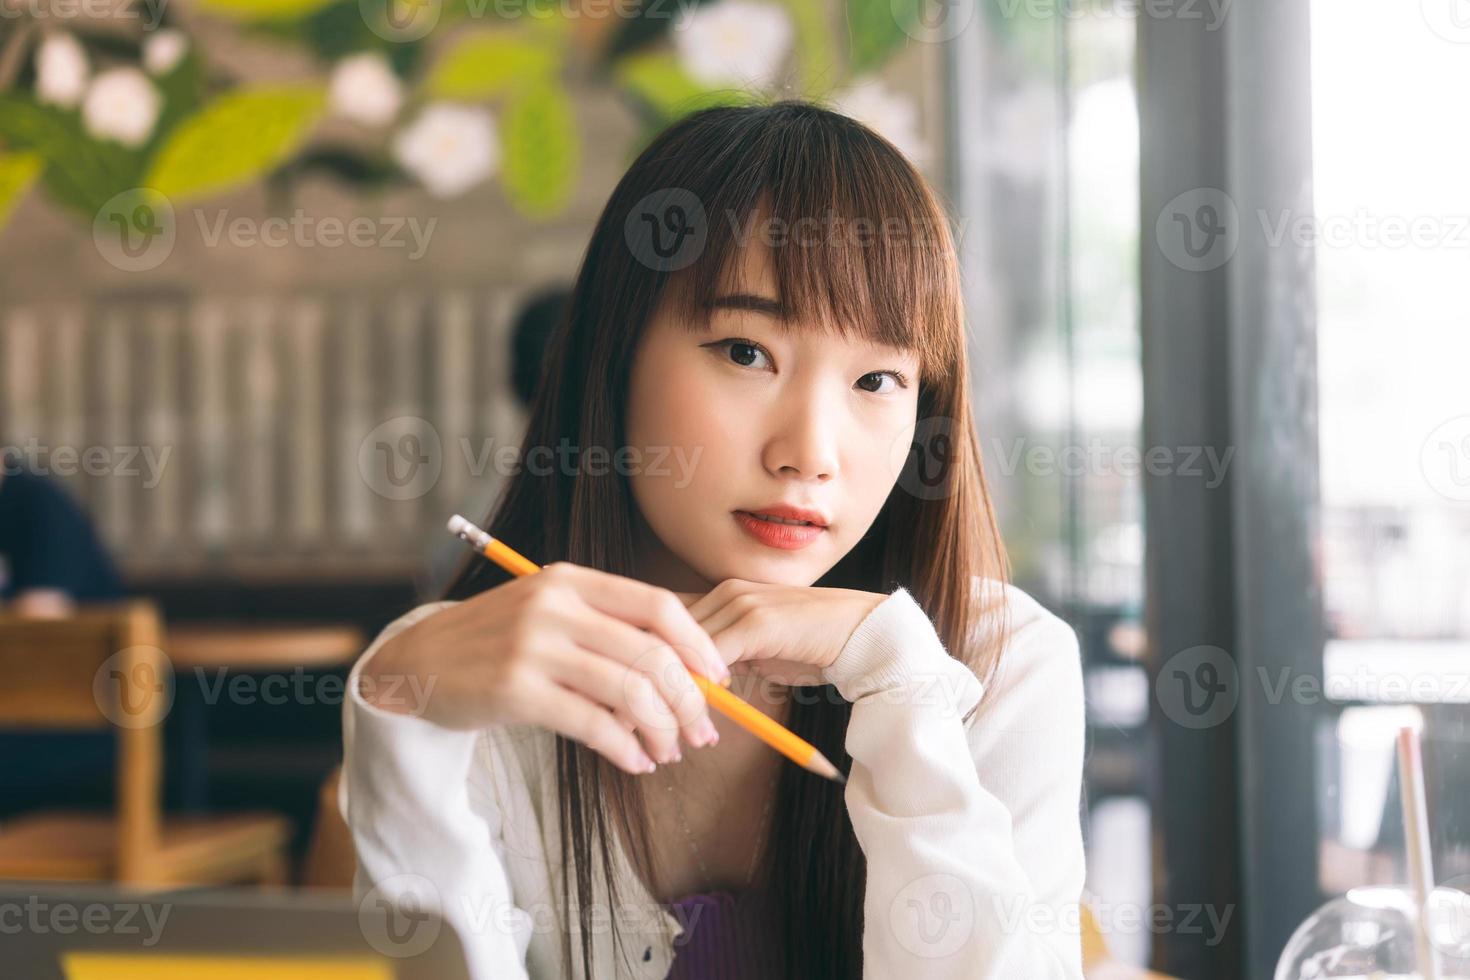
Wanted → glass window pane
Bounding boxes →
[1310,0,1470,901]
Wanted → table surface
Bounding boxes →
[167,624,367,670]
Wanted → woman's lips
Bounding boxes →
[732,511,826,550]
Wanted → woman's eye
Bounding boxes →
[705,338,911,393]
[857,371,910,395]
[708,338,772,370]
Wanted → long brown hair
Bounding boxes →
[443,99,1010,980]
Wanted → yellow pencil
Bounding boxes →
[447,514,845,784]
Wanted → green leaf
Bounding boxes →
[0,152,43,232]
[194,0,340,21]
[149,52,206,156]
[847,0,916,75]
[499,80,577,218]
[144,85,327,203]
[425,29,558,99]
[614,52,752,119]
[0,95,144,217]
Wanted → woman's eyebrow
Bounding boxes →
[707,292,785,318]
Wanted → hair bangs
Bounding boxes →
[655,104,962,386]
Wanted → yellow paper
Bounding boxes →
[63,952,394,980]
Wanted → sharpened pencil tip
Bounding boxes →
[811,753,845,784]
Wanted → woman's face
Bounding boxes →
[624,242,921,591]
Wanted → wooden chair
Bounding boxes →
[0,601,292,889]
[301,763,355,891]
[1082,903,1180,979]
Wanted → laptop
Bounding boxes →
[1,880,471,979]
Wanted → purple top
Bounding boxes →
[664,888,782,979]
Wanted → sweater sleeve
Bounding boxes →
[821,585,1087,979]
[338,601,536,980]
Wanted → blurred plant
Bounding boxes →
[0,0,930,234]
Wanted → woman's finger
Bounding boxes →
[543,643,687,764]
[560,607,715,752]
[696,596,770,666]
[681,581,742,625]
[528,679,657,775]
[550,563,729,682]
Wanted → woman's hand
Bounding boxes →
[676,580,888,687]
[360,562,731,775]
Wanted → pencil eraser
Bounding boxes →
[447,514,471,536]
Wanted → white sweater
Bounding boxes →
[339,580,1088,980]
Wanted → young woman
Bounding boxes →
[340,100,1087,980]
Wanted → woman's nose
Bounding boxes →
[762,389,841,482]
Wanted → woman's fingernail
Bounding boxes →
[636,752,656,773]
[697,717,719,746]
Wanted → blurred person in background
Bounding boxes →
[0,451,125,819]
[511,285,571,408]
[0,454,124,617]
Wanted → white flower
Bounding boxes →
[672,0,794,90]
[392,103,497,198]
[82,67,162,148]
[329,52,404,128]
[832,78,929,167]
[143,29,189,76]
[36,33,89,109]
